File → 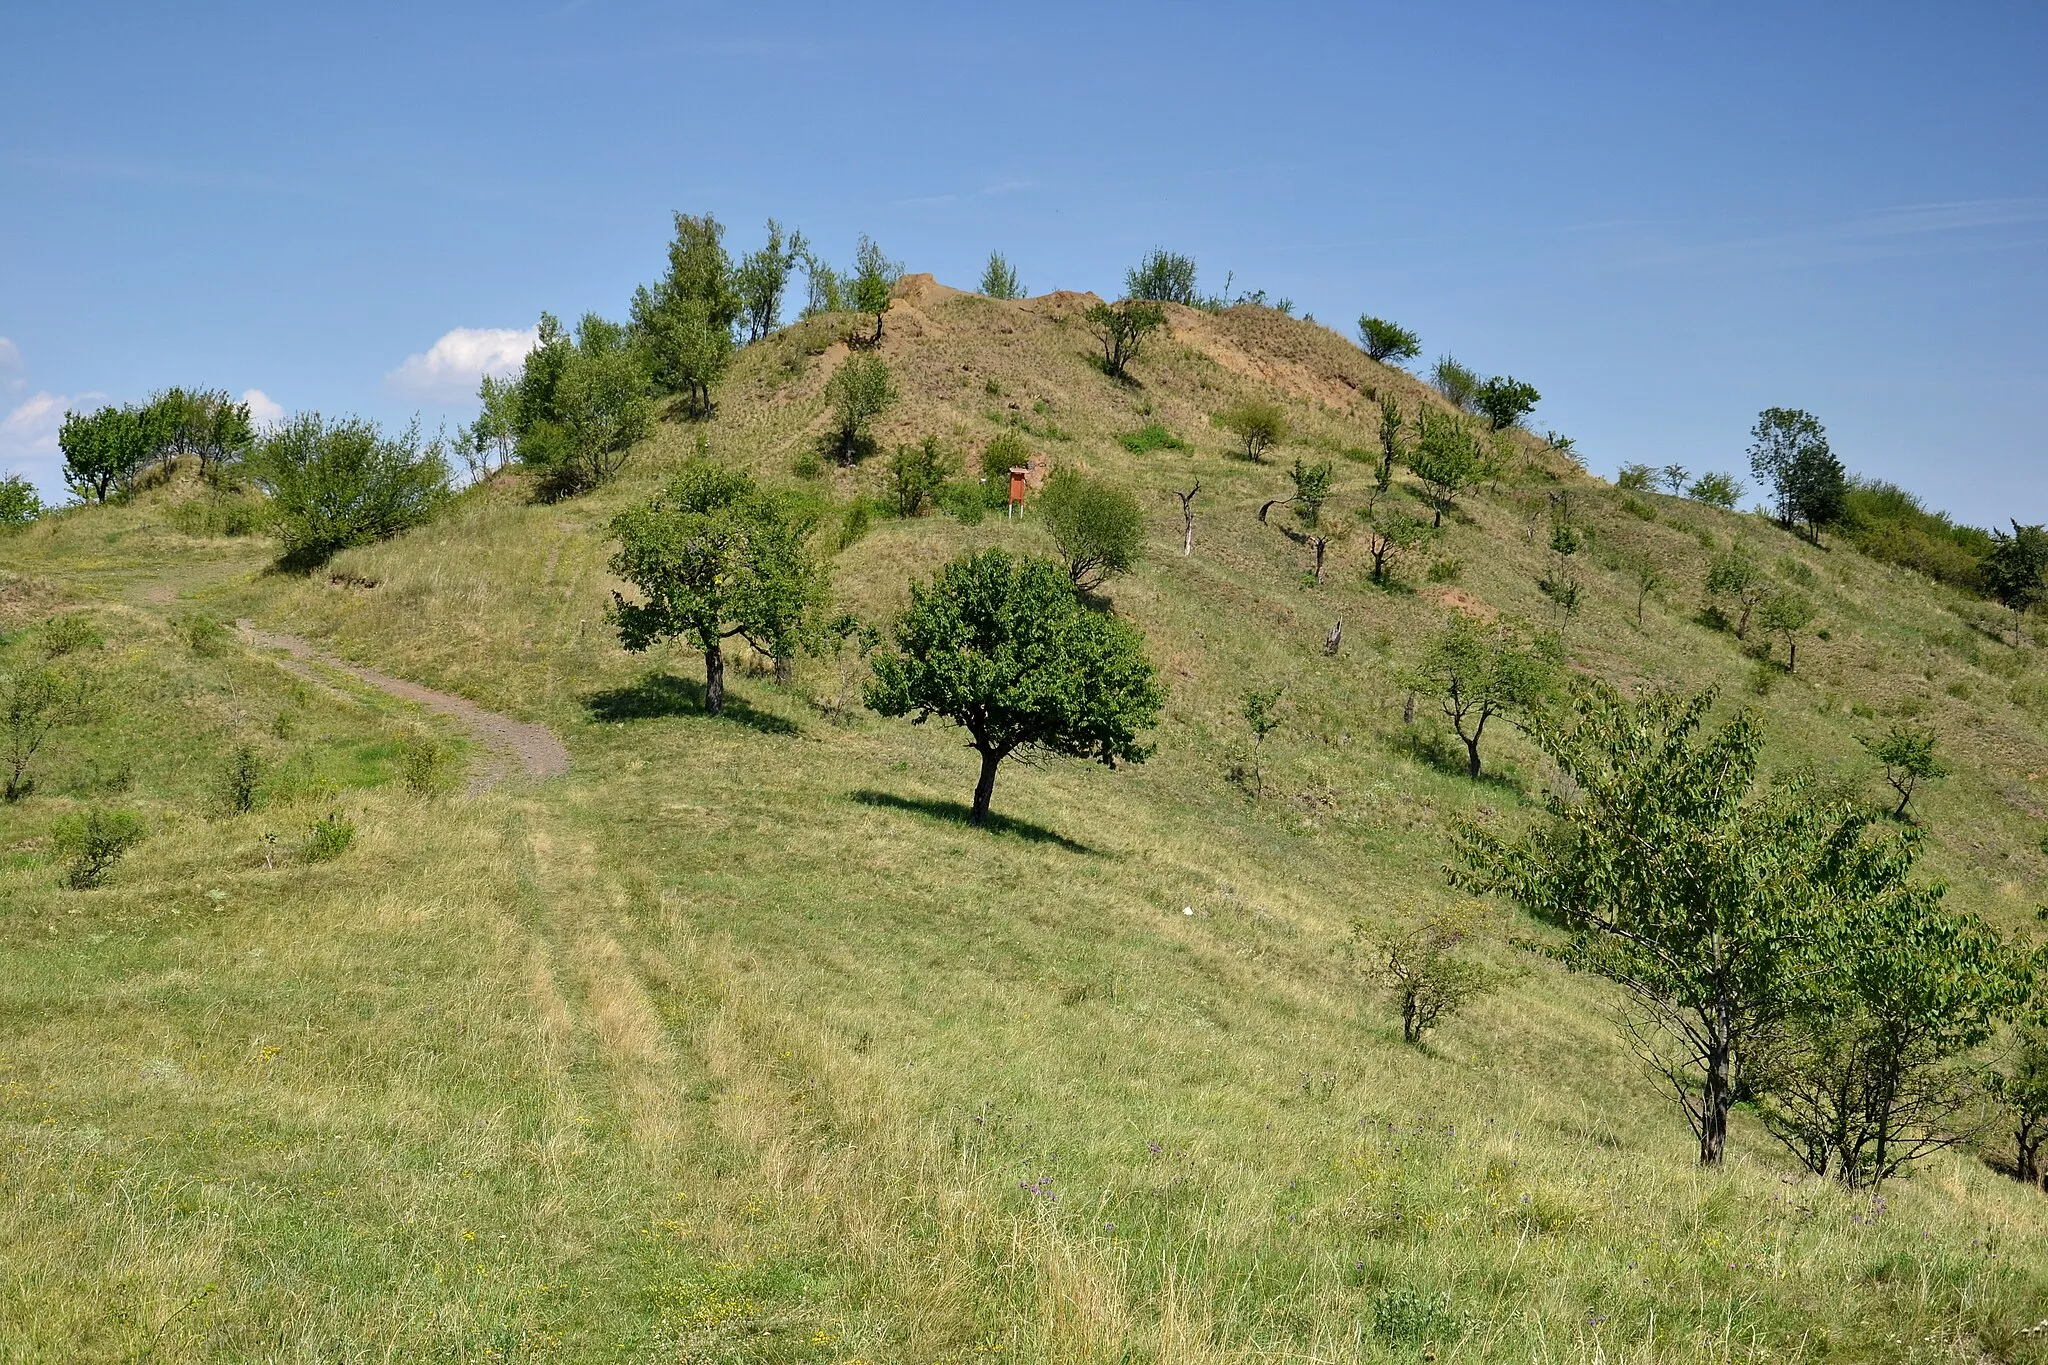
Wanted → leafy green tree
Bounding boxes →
[1359,503,1432,585]
[1755,884,2025,1189]
[0,474,40,527]
[1219,398,1288,463]
[1757,588,1816,670]
[1353,903,1507,1044]
[980,251,1024,300]
[1860,722,1947,821]
[1084,300,1166,381]
[3,668,62,801]
[1657,464,1690,495]
[1616,462,1654,491]
[1357,316,1422,366]
[548,316,655,497]
[1407,409,1483,527]
[800,251,846,318]
[631,212,740,417]
[1984,521,2048,644]
[1260,456,1332,528]
[1126,249,1199,305]
[1038,467,1144,592]
[822,354,898,465]
[52,807,144,889]
[606,463,826,716]
[1632,556,1666,628]
[865,550,1165,826]
[60,406,147,502]
[460,374,519,480]
[1454,685,1938,1166]
[1748,407,1845,541]
[1237,684,1284,797]
[1688,470,1744,510]
[849,234,902,344]
[1374,396,1405,494]
[735,219,808,343]
[1990,1026,2048,1188]
[886,436,955,517]
[1474,376,1540,431]
[248,414,452,566]
[1705,542,1771,639]
[1430,356,1480,411]
[1412,616,1550,779]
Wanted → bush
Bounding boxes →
[53,807,144,888]
[0,474,42,527]
[1218,400,1288,462]
[1083,301,1166,381]
[823,354,897,464]
[1616,462,1655,491]
[1357,316,1422,365]
[935,480,987,525]
[1125,249,1199,305]
[1474,375,1540,431]
[979,251,1023,300]
[249,414,451,567]
[176,612,231,657]
[1038,467,1145,591]
[1688,470,1745,510]
[218,743,264,814]
[1118,422,1189,454]
[886,436,956,517]
[1430,356,1481,411]
[304,812,356,862]
[838,496,875,550]
[398,732,455,796]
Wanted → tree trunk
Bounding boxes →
[1787,638,1797,672]
[704,641,725,716]
[1736,602,1752,640]
[1182,513,1195,556]
[970,747,1004,826]
[1700,1038,1734,1165]
[1892,778,1912,821]
[773,652,793,687]
[1463,734,1482,779]
[1313,539,1327,584]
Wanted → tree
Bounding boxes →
[848,234,902,345]
[1757,588,1816,671]
[248,414,451,566]
[822,354,898,465]
[1360,503,1431,585]
[60,406,146,503]
[1860,722,1947,821]
[886,436,955,517]
[1991,1026,2048,1188]
[549,315,655,496]
[1474,376,1540,432]
[52,807,144,889]
[1353,903,1506,1044]
[1616,462,1655,491]
[1219,399,1287,463]
[1407,409,1483,528]
[0,474,40,527]
[1747,408,1844,541]
[1430,356,1480,411]
[1083,300,1166,381]
[146,387,252,478]
[1238,684,1283,797]
[1658,464,1690,495]
[1704,543,1771,639]
[735,219,808,343]
[606,463,826,717]
[1688,471,1744,510]
[865,550,1165,826]
[1632,556,1665,629]
[1038,467,1144,592]
[1454,685,1943,1167]
[1357,316,1422,366]
[1984,522,2048,645]
[1259,457,1338,583]
[1755,884,2024,1189]
[1174,480,1200,556]
[460,374,519,480]
[1126,249,1199,305]
[1374,396,1405,494]
[1412,616,1550,779]
[3,667,63,801]
[630,212,741,417]
[980,251,1024,300]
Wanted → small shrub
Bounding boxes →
[218,743,264,814]
[1119,422,1190,454]
[1126,248,1199,305]
[933,481,988,525]
[1426,557,1463,583]
[39,613,102,660]
[1038,468,1144,591]
[837,496,876,550]
[0,474,42,528]
[1372,1285,1465,1344]
[790,450,825,480]
[399,733,454,796]
[1218,400,1288,462]
[886,436,956,517]
[303,812,356,863]
[177,612,231,657]
[53,808,144,889]
[1429,356,1481,411]
[1616,462,1655,491]
[822,354,897,464]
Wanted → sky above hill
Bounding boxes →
[4,2,2044,525]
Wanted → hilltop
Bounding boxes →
[7,271,2048,1362]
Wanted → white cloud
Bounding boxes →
[384,326,537,402]
[1,390,108,498]
[241,387,284,427]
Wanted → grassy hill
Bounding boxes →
[8,277,2048,1362]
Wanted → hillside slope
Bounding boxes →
[6,283,2048,1361]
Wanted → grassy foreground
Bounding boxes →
[8,285,2048,1360]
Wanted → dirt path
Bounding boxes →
[237,621,571,793]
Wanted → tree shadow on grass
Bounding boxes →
[848,789,1102,855]
[584,671,799,736]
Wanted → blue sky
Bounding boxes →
[4,1,2044,525]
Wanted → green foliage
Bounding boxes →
[1840,478,1990,593]
[1125,249,1199,306]
[52,807,143,888]
[1688,470,1745,510]
[0,474,40,527]
[1860,722,1947,820]
[218,742,264,815]
[1474,375,1540,431]
[1616,462,1654,491]
[628,214,741,418]
[1359,503,1432,585]
[4,666,71,801]
[822,354,898,465]
[1704,541,1771,639]
[1218,399,1288,463]
[1984,522,2048,642]
[1429,356,1480,412]
[885,436,956,517]
[606,462,826,716]
[1748,407,1846,540]
[865,550,1165,825]
[1371,1285,1466,1345]
[1353,902,1506,1044]
[248,414,451,567]
[146,387,255,478]
[735,219,808,343]
[1406,409,1483,527]
[303,811,356,863]
[1412,616,1550,779]
[1236,684,1283,797]
[1356,315,1422,365]
[1990,1026,2048,1186]
[1037,467,1144,592]
[60,405,149,502]
[399,732,454,796]
[175,612,230,657]
[1117,423,1189,454]
[848,234,903,343]
[837,495,875,551]
[1756,588,1817,671]
[979,251,1023,300]
[1083,300,1166,381]
[1373,396,1404,493]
